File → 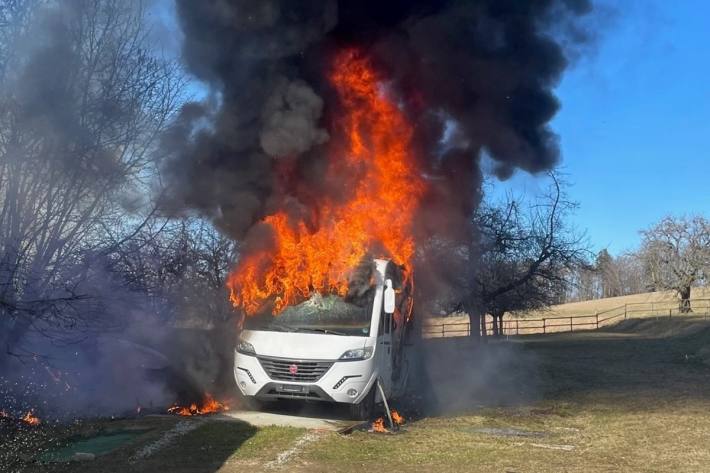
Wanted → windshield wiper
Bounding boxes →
[293,327,349,336]
[268,323,297,332]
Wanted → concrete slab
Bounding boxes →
[220,410,355,431]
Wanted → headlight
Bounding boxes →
[339,346,373,361]
[236,339,256,356]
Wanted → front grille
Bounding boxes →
[265,388,326,400]
[257,356,333,382]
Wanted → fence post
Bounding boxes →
[442,324,445,337]
[596,312,599,329]
[570,317,573,332]
[516,319,519,336]
[669,308,672,319]
[624,304,627,320]
[543,318,546,334]
[467,322,470,337]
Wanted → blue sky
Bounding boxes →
[498,0,710,255]
[152,1,709,256]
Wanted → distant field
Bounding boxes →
[425,287,710,336]
[517,286,710,319]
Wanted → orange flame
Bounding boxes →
[21,411,41,425]
[227,50,425,315]
[371,417,386,433]
[391,409,405,425]
[167,393,229,416]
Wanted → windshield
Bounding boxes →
[244,291,375,336]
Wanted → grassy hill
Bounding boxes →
[425,287,710,336]
[519,286,710,319]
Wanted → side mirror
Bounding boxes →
[384,279,396,314]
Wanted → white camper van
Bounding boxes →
[233,259,413,419]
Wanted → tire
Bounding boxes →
[349,385,376,420]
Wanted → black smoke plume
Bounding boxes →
[165,0,593,308]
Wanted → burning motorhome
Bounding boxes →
[235,258,414,419]
[230,52,421,418]
[158,0,581,424]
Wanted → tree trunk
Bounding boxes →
[480,314,488,342]
[468,312,481,341]
[679,286,692,313]
[489,310,505,338]
[497,314,505,336]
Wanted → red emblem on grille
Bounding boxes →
[288,364,298,375]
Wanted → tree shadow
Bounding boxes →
[19,418,258,473]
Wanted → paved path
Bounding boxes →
[219,410,357,431]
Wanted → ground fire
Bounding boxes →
[21,411,41,425]
[391,409,405,425]
[167,393,229,417]
[227,50,426,316]
[0,410,41,426]
[371,410,405,432]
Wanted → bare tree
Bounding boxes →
[596,249,621,298]
[571,264,601,302]
[614,252,646,296]
[473,173,589,337]
[0,0,185,359]
[108,218,237,325]
[561,250,646,304]
[639,215,710,313]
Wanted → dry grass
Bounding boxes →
[518,286,710,319]
[290,318,710,472]
[11,318,710,472]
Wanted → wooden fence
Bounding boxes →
[422,298,710,338]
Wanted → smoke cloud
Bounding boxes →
[260,78,329,158]
[165,0,594,308]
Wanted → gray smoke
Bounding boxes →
[260,78,329,158]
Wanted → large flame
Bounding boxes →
[228,50,425,315]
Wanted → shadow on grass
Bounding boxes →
[417,317,710,415]
[131,420,257,473]
[18,419,258,473]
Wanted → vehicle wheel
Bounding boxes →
[349,385,376,420]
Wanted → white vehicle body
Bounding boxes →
[233,259,412,411]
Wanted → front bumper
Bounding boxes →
[234,350,377,404]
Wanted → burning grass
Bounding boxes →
[369,409,406,433]
[166,393,229,417]
[1,409,42,426]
